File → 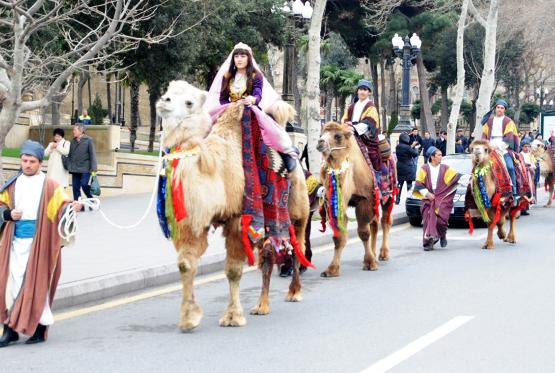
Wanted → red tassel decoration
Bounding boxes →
[465,210,474,235]
[289,225,315,269]
[510,198,529,218]
[319,205,327,233]
[489,193,502,228]
[171,158,188,222]
[241,215,255,266]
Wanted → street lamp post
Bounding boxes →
[281,1,312,106]
[536,82,549,113]
[391,33,421,132]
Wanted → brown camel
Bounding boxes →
[531,141,554,207]
[468,140,530,249]
[156,81,309,331]
[316,122,394,277]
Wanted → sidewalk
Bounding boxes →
[54,189,411,310]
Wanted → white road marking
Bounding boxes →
[361,315,475,373]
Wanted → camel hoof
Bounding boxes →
[219,308,246,327]
[504,238,516,244]
[379,255,389,261]
[320,270,339,278]
[250,303,271,316]
[363,262,379,271]
[482,245,494,250]
[544,204,552,208]
[179,305,203,332]
[285,291,303,302]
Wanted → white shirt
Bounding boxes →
[420,163,441,197]
[490,116,508,153]
[352,98,370,135]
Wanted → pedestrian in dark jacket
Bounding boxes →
[409,127,423,147]
[436,131,447,156]
[395,132,420,204]
[68,124,98,200]
[421,131,435,163]
[455,129,468,153]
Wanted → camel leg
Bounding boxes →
[251,242,274,315]
[219,220,247,327]
[483,223,495,250]
[505,213,517,244]
[497,213,507,241]
[546,177,554,207]
[286,220,305,302]
[355,199,379,271]
[379,200,393,261]
[177,229,208,332]
[286,254,303,302]
[321,232,347,278]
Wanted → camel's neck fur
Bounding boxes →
[321,135,374,202]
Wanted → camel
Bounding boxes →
[531,140,554,207]
[468,140,530,249]
[156,81,309,331]
[316,122,394,277]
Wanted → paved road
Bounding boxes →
[1,206,554,373]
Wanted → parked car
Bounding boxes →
[405,154,483,227]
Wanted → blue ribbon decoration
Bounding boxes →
[14,219,36,239]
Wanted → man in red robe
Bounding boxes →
[414,147,461,251]
[0,140,83,347]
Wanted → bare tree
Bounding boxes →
[0,0,205,176]
[469,0,499,139]
[447,0,470,154]
[305,0,327,175]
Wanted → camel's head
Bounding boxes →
[265,100,296,128]
[531,139,547,157]
[469,139,492,165]
[317,121,352,160]
[157,80,210,138]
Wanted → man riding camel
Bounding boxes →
[342,79,382,180]
[481,99,523,203]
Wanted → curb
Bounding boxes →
[54,212,409,311]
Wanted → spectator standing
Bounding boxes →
[44,128,70,187]
[67,124,97,200]
[77,110,92,125]
[421,131,435,163]
[455,128,468,153]
[435,131,447,155]
[395,133,420,204]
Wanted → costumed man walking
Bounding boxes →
[414,146,461,251]
[342,79,382,180]
[481,99,521,202]
[0,140,83,348]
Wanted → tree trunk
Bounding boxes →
[415,54,436,138]
[130,78,140,152]
[380,59,388,130]
[440,85,449,132]
[51,101,61,127]
[0,101,20,183]
[339,96,347,121]
[472,0,499,139]
[77,70,89,114]
[325,87,333,122]
[447,0,469,154]
[106,73,113,124]
[305,0,327,175]
[370,58,380,123]
[387,63,396,116]
[148,83,159,153]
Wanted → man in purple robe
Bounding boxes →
[413,147,462,251]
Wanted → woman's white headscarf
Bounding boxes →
[204,42,280,112]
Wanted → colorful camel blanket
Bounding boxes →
[241,107,313,268]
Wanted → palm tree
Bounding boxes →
[336,68,364,118]
[320,64,341,121]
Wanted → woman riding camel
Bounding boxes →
[204,42,303,264]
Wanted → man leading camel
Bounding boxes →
[342,80,382,181]
[481,99,520,202]
[414,147,461,251]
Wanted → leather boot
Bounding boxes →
[0,324,19,348]
[25,324,46,345]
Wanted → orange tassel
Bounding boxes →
[289,225,315,269]
[465,210,474,235]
